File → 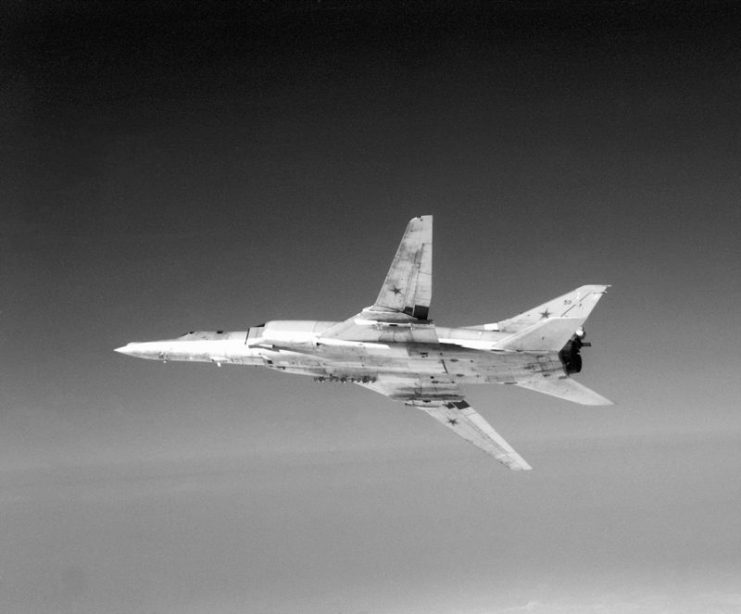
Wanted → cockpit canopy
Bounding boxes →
[178,330,224,340]
[175,326,267,343]
[177,330,244,341]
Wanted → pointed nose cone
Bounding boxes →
[113,341,168,360]
[114,343,150,358]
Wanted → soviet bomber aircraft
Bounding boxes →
[116,216,612,470]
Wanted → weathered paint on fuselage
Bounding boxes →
[117,320,566,385]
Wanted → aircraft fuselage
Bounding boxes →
[116,321,565,388]
[115,216,610,470]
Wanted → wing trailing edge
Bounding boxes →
[516,376,613,406]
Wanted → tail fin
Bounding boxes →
[492,285,610,351]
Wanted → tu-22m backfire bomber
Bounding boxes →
[116,216,612,471]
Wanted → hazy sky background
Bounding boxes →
[3,2,741,613]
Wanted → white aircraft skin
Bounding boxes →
[116,216,612,471]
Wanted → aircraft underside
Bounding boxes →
[116,215,611,471]
[258,344,564,386]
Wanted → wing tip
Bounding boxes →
[407,214,433,230]
[582,393,615,406]
[510,463,533,471]
[507,457,533,471]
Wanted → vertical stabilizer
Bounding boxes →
[491,285,610,351]
[493,285,609,332]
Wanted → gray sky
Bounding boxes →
[3,3,741,613]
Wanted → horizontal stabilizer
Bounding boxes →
[516,376,613,406]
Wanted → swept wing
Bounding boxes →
[320,215,434,343]
[374,215,432,320]
[359,377,532,471]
